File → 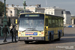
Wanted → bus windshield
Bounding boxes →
[19,14,44,31]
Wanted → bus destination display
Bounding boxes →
[25,14,39,17]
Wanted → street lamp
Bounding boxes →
[1,0,7,36]
[3,0,7,27]
[23,0,26,13]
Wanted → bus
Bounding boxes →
[18,13,64,44]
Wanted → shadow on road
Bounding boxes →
[27,33,75,44]
[28,37,75,44]
[0,33,75,45]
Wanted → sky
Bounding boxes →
[1,0,75,15]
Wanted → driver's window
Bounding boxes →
[45,18,48,26]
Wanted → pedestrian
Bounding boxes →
[2,25,9,42]
[10,25,17,42]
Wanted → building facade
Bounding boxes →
[6,7,18,17]
[44,7,71,25]
[63,11,71,25]
[71,16,75,25]
[44,7,65,17]
[6,4,72,25]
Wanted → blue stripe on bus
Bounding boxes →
[58,30,62,37]
[48,31,54,39]
[58,30,62,33]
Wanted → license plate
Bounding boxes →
[29,37,33,39]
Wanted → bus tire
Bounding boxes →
[49,33,51,43]
[57,32,61,41]
[24,41,29,44]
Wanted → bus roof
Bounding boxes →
[19,13,64,18]
[19,12,44,15]
[46,14,64,18]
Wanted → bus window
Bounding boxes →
[52,19,56,27]
[45,18,48,26]
[56,19,58,27]
[19,14,44,31]
[60,18,63,27]
[48,17,52,28]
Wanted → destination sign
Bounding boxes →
[25,15,39,17]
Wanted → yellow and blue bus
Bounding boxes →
[18,13,64,44]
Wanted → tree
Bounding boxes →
[0,1,4,16]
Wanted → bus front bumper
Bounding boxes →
[18,37,45,41]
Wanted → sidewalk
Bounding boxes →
[0,36,18,45]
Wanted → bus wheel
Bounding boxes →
[57,33,61,41]
[24,41,29,44]
[49,33,51,43]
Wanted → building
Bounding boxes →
[6,4,40,17]
[44,6,65,17]
[63,11,71,25]
[6,4,18,17]
[71,16,75,25]
[6,4,72,25]
[63,16,75,27]
[44,7,71,25]
[26,6,37,12]
[6,4,32,17]
[26,4,43,13]
[36,8,45,13]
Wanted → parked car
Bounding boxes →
[68,25,72,27]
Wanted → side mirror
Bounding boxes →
[45,26,48,30]
[15,19,18,24]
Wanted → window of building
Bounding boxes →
[10,11,12,13]
[51,12,53,14]
[61,11,63,14]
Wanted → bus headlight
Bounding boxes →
[39,32,44,36]
[41,32,44,34]
[18,32,21,36]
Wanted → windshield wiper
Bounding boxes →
[31,29,38,31]
[25,28,38,31]
[26,28,35,29]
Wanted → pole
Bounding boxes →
[23,0,26,13]
[2,0,7,36]
[3,0,7,26]
[4,0,6,17]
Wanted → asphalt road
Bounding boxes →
[0,28,75,50]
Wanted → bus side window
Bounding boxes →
[45,18,48,26]
[48,17,52,28]
[18,18,20,24]
[60,18,63,27]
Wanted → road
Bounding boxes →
[0,28,75,50]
